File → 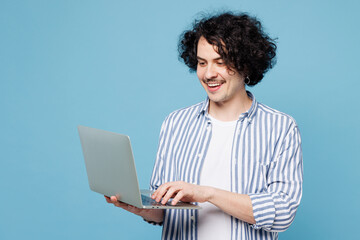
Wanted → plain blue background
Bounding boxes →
[1,0,359,239]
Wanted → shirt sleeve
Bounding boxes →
[248,125,303,232]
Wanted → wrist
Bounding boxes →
[142,209,164,223]
[205,186,216,202]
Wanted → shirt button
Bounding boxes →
[198,153,202,158]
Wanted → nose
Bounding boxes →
[205,64,218,79]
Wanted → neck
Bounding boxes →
[208,90,252,121]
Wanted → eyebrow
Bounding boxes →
[196,56,223,61]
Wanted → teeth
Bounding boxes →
[208,83,220,87]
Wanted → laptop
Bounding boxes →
[78,125,200,209]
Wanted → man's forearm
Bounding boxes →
[152,182,255,225]
[206,187,256,225]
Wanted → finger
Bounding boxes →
[110,196,118,203]
[151,184,166,200]
[171,191,184,205]
[153,184,171,202]
[161,186,178,204]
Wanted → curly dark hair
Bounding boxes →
[178,12,277,86]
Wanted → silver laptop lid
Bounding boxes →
[78,125,143,208]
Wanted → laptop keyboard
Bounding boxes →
[141,194,171,206]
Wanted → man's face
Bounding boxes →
[196,36,245,105]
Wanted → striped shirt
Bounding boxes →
[150,91,303,240]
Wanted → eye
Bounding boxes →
[198,62,206,67]
[217,61,225,66]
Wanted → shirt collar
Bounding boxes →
[197,91,258,122]
[244,91,257,123]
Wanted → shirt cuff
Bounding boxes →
[248,193,276,231]
[143,218,163,226]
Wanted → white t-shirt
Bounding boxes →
[198,115,237,240]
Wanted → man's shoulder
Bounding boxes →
[169,101,205,115]
[256,102,298,128]
[163,101,205,125]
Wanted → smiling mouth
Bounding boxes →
[207,82,221,87]
[204,80,224,92]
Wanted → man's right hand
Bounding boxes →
[104,195,164,224]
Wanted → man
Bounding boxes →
[106,12,303,240]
